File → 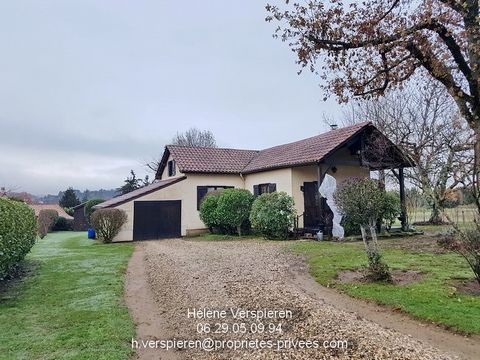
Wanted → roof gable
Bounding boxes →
[95,176,187,209]
[242,122,370,173]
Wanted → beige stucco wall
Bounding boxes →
[159,153,183,179]
[244,168,293,195]
[111,173,244,241]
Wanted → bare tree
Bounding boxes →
[172,128,216,148]
[345,80,474,223]
[146,128,217,173]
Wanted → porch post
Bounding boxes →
[398,167,407,230]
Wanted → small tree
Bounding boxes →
[250,192,295,240]
[215,189,254,236]
[38,209,58,238]
[91,209,127,243]
[334,178,391,281]
[438,227,480,286]
[382,191,401,230]
[59,187,80,208]
[84,198,105,227]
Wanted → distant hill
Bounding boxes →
[38,189,117,204]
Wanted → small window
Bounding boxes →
[253,183,276,196]
[167,160,176,177]
[197,185,234,210]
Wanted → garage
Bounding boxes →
[133,200,181,240]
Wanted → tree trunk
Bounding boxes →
[429,203,443,224]
[473,125,480,215]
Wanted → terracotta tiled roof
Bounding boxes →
[157,122,373,176]
[95,176,187,209]
[28,204,74,220]
[242,122,371,173]
[167,146,259,174]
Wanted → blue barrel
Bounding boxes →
[87,228,96,239]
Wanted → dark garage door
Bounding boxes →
[133,200,181,240]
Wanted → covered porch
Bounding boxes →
[292,125,415,237]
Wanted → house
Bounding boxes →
[72,202,88,231]
[95,122,413,241]
[28,204,74,220]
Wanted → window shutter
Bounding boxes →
[197,186,208,210]
[253,185,259,196]
[268,183,277,193]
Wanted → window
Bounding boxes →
[253,183,276,196]
[167,160,176,177]
[197,186,234,210]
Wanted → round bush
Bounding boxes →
[0,198,37,279]
[199,192,221,230]
[91,208,127,243]
[37,209,58,238]
[250,192,295,240]
[215,189,254,235]
[84,198,105,226]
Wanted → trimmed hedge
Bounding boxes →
[250,192,295,240]
[52,216,73,231]
[0,198,37,279]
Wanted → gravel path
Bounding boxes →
[127,238,468,360]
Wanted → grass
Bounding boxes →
[291,237,480,334]
[0,232,135,360]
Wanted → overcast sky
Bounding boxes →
[0,1,343,195]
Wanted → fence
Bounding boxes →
[409,207,478,224]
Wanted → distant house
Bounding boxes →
[95,122,413,242]
[28,204,73,220]
[72,203,88,231]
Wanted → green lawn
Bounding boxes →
[291,237,480,334]
[0,232,135,360]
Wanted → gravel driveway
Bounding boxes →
[126,238,465,360]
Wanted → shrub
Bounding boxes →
[84,198,105,226]
[340,215,361,236]
[438,228,480,286]
[334,178,391,281]
[38,209,58,238]
[199,192,221,231]
[91,209,127,243]
[0,198,37,279]
[52,216,73,231]
[215,189,255,236]
[250,192,295,240]
[382,191,401,230]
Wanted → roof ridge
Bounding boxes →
[166,144,259,152]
